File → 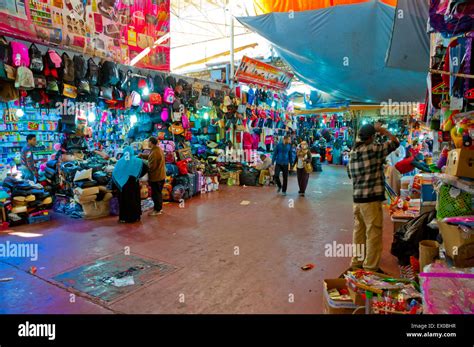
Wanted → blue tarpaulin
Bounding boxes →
[237,0,429,104]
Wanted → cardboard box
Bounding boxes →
[445,149,474,179]
[323,279,359,314]
[438,220,474,259]
[82,200,110,220]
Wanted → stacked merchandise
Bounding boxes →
[1,176,53,226]
[343,270,423,314]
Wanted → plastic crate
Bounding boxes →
[436,184,473,219]
[28,214,51,224]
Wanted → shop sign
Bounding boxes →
[235,56,293,90]
[0,0,170,71]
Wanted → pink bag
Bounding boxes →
[164,87,175,104]
[182,113,190,129]
[10,41,30,67]
[161,107,169,122]
[159,140,175,153]
[142,102,153,113]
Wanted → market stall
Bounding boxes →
[0,36,300,225]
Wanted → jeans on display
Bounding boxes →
[274,164,289,192]
[150,180,165,212]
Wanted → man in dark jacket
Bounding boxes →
[272,135,293,196]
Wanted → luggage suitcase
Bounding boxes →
[187,173,196,196]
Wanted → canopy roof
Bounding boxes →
[252,0,397,14]
[238,0,429,103]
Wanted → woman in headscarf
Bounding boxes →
[296,140,312,197]
[112,146,148,223]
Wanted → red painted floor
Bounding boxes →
[0,165,398,313]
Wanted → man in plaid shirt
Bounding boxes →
[347,123,399,271]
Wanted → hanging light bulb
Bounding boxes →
[16,109,24,118]
[362,120,368,125]
[203,112,209,120]
[142,87,149,96]
[88,112,96,123]
[130,114,138,126]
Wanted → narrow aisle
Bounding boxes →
[0,165,398,313]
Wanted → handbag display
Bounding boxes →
[177,146,192,161]
[169,123,184,135]
[62,83,78,98]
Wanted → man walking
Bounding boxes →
[347,123,399,271]
[20,134,39,181]
[147,137,166,216]
[272,135,293,196]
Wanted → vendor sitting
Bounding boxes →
[255,153,273,186]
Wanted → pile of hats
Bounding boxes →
[2,177,53,223]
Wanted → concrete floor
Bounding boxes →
[0,165,398,314]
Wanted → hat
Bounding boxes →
[25,195,36,202]
[41,196,53,205]
[358,124,375,141]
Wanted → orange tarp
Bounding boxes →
[253,0,397,14]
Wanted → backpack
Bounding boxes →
[14,66,34,90]
[153,74,166,93]
[10,41,29,67]
[99,61,119,86]
[164,87,175,104]
[86,58,100,86]
[45,49,62,69]
[73,55,87,80]
[161,107,169,122]
[61,53,75,82]
[0,80,19,101]
[29,44,43,73]
[159,140,176,153]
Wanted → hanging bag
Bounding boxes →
[29,44,43,73]
[61,53,75,82]
[86,58,100,85]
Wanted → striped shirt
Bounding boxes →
[347,141,398,203]
[21,144,37,175]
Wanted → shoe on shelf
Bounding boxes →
[148,210,163,216]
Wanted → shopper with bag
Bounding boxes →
[112,146,148,223]
[146,137,166,216]
[272,135,293,196]
[347,123,399,271]
[296,141,312,196]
